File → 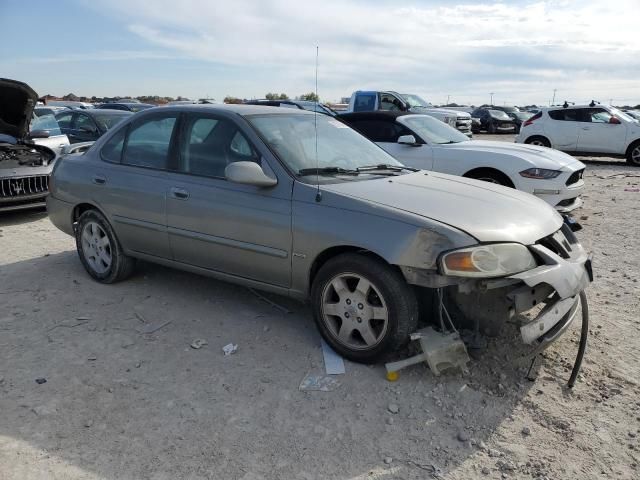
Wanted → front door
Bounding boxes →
[576,108,627,154]
[165,113,292,287]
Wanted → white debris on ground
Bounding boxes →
[0,142,638,479]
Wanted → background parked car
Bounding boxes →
[243,99,337,116]
[1,78,58,212]
[489,106,533,133]
[516,104,640,165]
[55,109,132,143]
[29,113,70,154]
[623,109,640,121]
[470,108,517,133]
[34,105,70,117]
[47,100,94,109]
[340,111,585,212]
[96,102,155,113]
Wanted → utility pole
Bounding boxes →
[446,95,450,105]
[490,92,494,105]
[551,89,557,106]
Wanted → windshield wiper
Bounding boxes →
[355,164,420,173]
[298,166,359,176]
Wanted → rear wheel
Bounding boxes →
[525,136,551,148]
[75,210,136,283]
[311,253,418,363]
[626,141,640,166]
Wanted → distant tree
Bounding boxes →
[63,93,79,101]
[278,93,288,100]
[224,96,244,104]
[299,92,319,102]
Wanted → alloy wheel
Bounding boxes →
[321,273,389,350]
[81,221,112,274]
[632,145,640,165]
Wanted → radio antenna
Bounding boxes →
[314,46,322,202]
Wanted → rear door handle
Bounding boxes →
[92,175,106,185]
[170,187,190,200]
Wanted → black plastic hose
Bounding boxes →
[568,291,589,388]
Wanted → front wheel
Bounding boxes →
[525,136,551,148]
[75,210,136,283]
[627,141,640,166]
[310,253,418,363]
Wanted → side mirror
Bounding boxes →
[225,161,277,187]
[398,134,418,145]
[609,116,621,125]
[29,129,51,139]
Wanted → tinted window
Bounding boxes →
[101,128,126,163]
[180,115,258,178]
[75,114,97,132]
[353,94,376,112]
[584,108,612,123]
[122,116,177,169]
[56,112,74,129]
[548,109,581,121]
[349,119,410,142]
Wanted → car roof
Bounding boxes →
[84,109,132,116]
[338,111,411,122]
[152,104,316,116]
[541,104,609,111]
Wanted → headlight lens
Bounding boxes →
[519,168,562,179]
[440,243,537,278]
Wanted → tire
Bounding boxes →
[310,253,418,363]
[75,209,135,283]
[465,169,514,187]
[525,136,551,148]
[487,121,497,134]
[626,141,640,166]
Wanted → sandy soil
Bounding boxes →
[1,135,639,479]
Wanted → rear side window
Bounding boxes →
[353,94,376,112]
[122,116,177,169]
[548,109,581,121]
[101,128,126,163]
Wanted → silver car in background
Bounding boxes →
[47,105,592,362]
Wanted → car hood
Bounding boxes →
[437,140,581,169]
[0,78,38,139]
[324,171,562,244]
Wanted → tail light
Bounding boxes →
[523,112,542,127]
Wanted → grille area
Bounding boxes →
[0,175,49,198]
[537,227,573,259]
[566,169,584,186]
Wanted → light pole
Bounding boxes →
[551,89,557,106]
[490,92,494,105]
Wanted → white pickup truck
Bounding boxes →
[346,91,473,137]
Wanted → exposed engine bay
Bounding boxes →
[0,143,54,168]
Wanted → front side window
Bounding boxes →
[75,114,98,133]
[379,94,402,111]
[122,115,177,169]
[585,108,612,123]
[56,112,74,129]
[101,128,126,163]
[247,113,401,180]
[179,115,258,178]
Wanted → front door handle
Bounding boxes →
[170,187,190,200]
[92,175,106,185]
[581,127,590,130]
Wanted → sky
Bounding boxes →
[1,0,639,106]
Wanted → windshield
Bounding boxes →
[400,94,432,108]
[31,114,62,136]
[489,110,511,120]
[514,112,533,120]
[128,104,154,112]
[399,115,470,145]
[248,114,402,181]
[92,112,131,130]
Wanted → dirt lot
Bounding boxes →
[1,133,639,480]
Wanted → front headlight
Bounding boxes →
[519,168,562,179]
[440,243,537,278]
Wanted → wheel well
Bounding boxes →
[463,167,515,188]
[308,246,393,292]
[72,203,102,222]
[626,139,640,157]
[525,135,550,145]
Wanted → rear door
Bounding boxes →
[545,109,580,151]
[165,112,293,287]
[576,108,627,154]
[92,112,177,258]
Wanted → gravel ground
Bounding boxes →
[1,134,639,479]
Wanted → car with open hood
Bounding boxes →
[0,78,58,212]
[340,111,585,212]
[47,105,592,363]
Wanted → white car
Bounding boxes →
[340,111,585,212]
[515,103,640,166]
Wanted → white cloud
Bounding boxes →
[82,0,640,104]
